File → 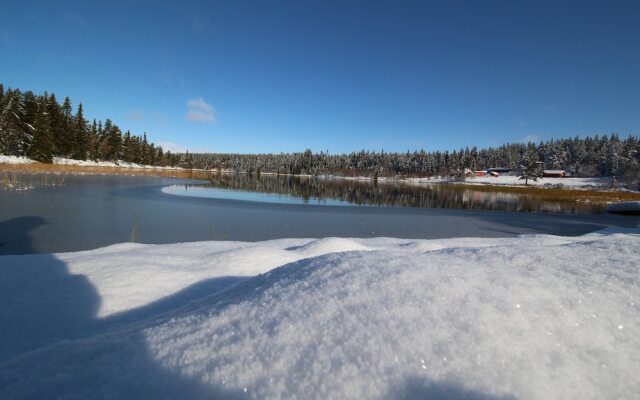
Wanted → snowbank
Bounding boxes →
[1,231,639,399]
[0,154,178,169]
[52,157,178,169]
[0,155,36,164]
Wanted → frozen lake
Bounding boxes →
[1,173,638,255]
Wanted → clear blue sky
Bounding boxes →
[1,0,639,154]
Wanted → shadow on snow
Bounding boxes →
[0,215,518,399]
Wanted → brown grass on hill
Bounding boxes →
[0,162,211,180]
[436,182,640,204]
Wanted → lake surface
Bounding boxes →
[1,173,638,255]
[167,173,609,213]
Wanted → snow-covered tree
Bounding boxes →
[29,96,53,162]
[0,93,32,156]
[518,150,542,185]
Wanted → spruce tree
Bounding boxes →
[71,103,88,159]
[47,93,65,156]
[518,150,542,185]
[29,96,53,162]
[104,120,123,160]
[60,96,74,156]
[142,132,152,165]
[98,119,111,159]
[22,91,38,130]
[0,92,31,156]
[88,119,99,160]
[122,130,132,162]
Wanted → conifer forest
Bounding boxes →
[1,83,639,186]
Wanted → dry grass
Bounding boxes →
[0,162,212,180]
[1,169,67,191]
[2,161,639,205]
[436,182,640,205]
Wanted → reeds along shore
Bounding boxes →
[0,162,210,180]
[2,161,640,206]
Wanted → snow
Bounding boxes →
[0,155,36,164]
[406,174,611,188]
[1,230,639,399]
[0,154,178,169]
[52,157,178,169]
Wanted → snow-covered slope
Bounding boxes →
[0,155,36,164]
[1,231,639,399]
[0,154,178,169]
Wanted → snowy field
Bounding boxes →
[405,174,611,189]
[1,230,639,399]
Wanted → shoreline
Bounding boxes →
[2,157,640,205]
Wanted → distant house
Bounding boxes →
[486,167,511,174]
[475,170,499,177]
[542,170,566,178]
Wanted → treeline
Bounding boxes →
[0,83,168,165]
[180,134,640,183]
[2,83,639,184]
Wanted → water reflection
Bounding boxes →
[164,173,605,214]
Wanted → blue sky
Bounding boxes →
[1,0,639,154]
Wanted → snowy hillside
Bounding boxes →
[1,231,639,399]
[0,154,178,169]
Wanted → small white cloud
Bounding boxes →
[125,110,144,122]
[186,98,217,124]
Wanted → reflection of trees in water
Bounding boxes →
[205,173,604,213]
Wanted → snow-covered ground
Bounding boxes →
[52,156,179,169]
[0,154,179,170]
[1,230,639,399]
[405,174,612,189]
[0,155,36,164]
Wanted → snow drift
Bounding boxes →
[1,231,639,399]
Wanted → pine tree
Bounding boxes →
[47,93,65,156]
[71,103,88,159]
[518,150,542,185]
[471,145,478,171]
[22,91,38,130]
[142,132,152,165]
[0,92,32,156]
[29,96,53,162]
[56,96,74,156]
[607,135,624,182]
[547,142,566,170]
[122,130,132,162]
[88,119,99,160]
[104,120,123,161]
[98,119,112,159]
